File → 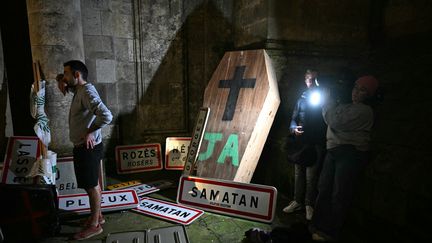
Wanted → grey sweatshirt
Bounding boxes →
[69,83,112,146]
[322,101,374,151]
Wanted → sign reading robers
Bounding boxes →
[196,50,280,182]
[115,143,162,174]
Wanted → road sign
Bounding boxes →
[115,143,163,174]
[55,157,104,195]
[177,176,277,223]
[1,136,40,184]
[134,197,203,225]
[58,189,139,214]
[182,107,210,176]
[165,137,191,170]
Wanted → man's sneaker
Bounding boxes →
[73,224,103,240]
[306,205,314,220]
[312,232,327,242]
[282,201,303,213]
[83,214,105,227]
[311,231,335,242]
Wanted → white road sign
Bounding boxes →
[58,189,139,214]
[55,157,104,195]
[177,176,277,223]
[165,137,191,170]
[1,136,40,184]
[115,143,163,174]
[133,197,203,225]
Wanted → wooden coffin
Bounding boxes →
[196,49,280,183]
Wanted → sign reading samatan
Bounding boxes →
[115,143,163,174]
[58,189,139,214]
[133,197,203,225]
[177,176,277,223]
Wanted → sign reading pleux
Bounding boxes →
[115,143,163,174]
[133,197,204,225]
[196,50,280,182]
[177,176,277,223]
[55,157,104,195]
[58,189,139,214]
[165,137,191,170]
[1,136,40,184]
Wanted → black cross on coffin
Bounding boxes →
[218,66,256,121]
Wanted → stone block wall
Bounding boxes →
[78,0,235,175]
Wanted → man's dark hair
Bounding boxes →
[63,60,88,81]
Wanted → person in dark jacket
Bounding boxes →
[283,69,327,220]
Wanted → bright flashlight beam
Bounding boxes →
[310,91,322,106]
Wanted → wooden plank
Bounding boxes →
[196,50,280,182]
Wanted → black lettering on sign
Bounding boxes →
[66,200,74,207]
[119,195,127,201]
[218,66,256,121]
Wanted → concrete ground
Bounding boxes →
[38,180,314,243]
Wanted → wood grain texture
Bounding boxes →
[196,50,280,182]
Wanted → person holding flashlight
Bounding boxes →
[283,69,327,221]
[310,76,379,242]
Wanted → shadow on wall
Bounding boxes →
[104,1,234,183]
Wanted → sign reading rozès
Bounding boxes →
[115,143,162,174]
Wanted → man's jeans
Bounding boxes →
[294,144,325,206]
[311,145,368,239]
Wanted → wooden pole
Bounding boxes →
[32,61,47,158]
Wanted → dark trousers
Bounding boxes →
[311,145,367,239]
[294,144,325,206]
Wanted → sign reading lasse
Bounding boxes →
[1,136,40,184]
[115,143,162,174]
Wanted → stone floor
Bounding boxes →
[38,182,312,243]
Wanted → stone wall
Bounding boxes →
[78,0,234,175]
